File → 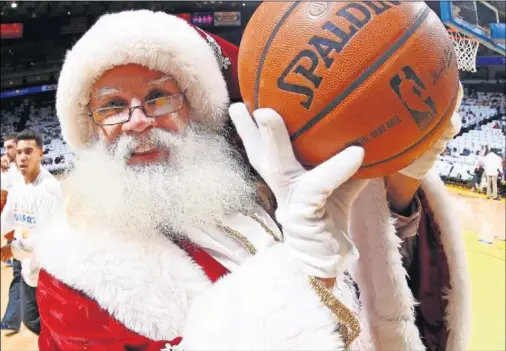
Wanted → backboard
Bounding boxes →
[440,1,505,55]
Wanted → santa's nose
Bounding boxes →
[122,108,156,134]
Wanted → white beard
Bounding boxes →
[63,124,257,241]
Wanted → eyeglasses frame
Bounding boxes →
[87,92,187,126]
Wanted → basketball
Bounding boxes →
[238,1,460,179]
[0,190,7,213]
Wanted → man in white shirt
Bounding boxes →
[1,130,63,335]
[484,150,504,200]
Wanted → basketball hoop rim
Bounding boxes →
[447,28,479,43]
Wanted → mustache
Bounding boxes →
[106,128,184,162]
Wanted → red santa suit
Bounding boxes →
[36,240,227,351]
[33,10,471,351]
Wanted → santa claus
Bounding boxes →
[33,10,471,351]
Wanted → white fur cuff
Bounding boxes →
[181,244,345,350]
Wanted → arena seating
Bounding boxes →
[1,97,73,173]
[437,91,505,192]
[23,104,74,173]
[447,120,506,156]
[458,91,504,128]
[0,99,28,137]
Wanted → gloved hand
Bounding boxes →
[229,103,366,279]
[324,178,369,273]
[399,83,464,180]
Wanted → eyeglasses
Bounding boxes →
[88,93,185,126]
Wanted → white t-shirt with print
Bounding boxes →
[1,167,63,287]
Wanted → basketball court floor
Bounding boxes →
[0,186,504,351]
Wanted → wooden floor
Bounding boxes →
[446,186,505,241]
[0,266,38,351]
[1,186,505,351]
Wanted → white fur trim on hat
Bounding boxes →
[56,10,229,150]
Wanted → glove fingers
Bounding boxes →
[229,103,262,165]
[304,146,365,199]
[253,108,304,176]
[432,111,462,154]
[400,109,462,180]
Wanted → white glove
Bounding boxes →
[325,178,368,272]
[229,103,366,279]
[399,83,464,180]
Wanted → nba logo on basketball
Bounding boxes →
[390,66,438,131]
[308,2,329,17]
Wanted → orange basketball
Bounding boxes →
[0,190,7,213]
[238,1,459,179]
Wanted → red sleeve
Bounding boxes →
[37,269,182,351]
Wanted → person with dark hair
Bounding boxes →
[471,150,485,192]
[3,133,18,154]
[15,130,44,149]
[0,130,63,335]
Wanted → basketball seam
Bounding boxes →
[290,5,432,141]
[254,2,301,110]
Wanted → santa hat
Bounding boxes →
[56,10,240,150]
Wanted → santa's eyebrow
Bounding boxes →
[148,76,176,86]
[93,88,121,99]
[92,76,176,99]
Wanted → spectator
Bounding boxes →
[1,130,64,335]
[471,151,485,192]
[484,150,503,200]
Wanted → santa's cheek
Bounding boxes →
[98,125,124,144]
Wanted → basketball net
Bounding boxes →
[448,29,480,72]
